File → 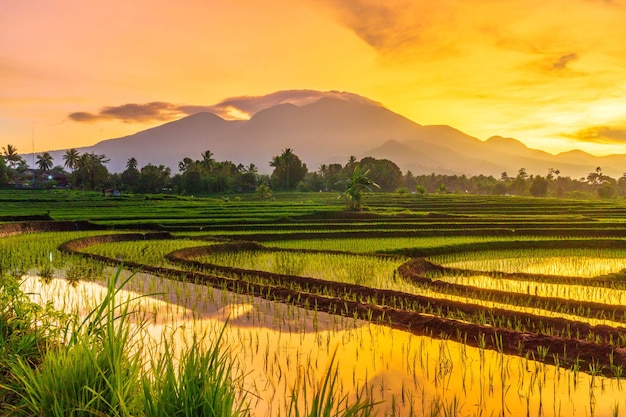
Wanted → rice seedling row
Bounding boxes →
[57,233,626,378]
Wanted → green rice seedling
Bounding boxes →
[83,239,210,268]
[195,250,405,289]
[431,249,626,277]
[282,352,378,417]
[65,256,106,284]
[266,236,551,253]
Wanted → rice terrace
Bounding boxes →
[3,189,626,416]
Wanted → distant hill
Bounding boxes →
[24,91,626,179]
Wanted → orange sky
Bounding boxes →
[2,0,626,160]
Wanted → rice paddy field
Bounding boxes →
[3,189,626,416]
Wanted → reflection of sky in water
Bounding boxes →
[443,256,626,278]
[438,273,626,308]
[21,272,626,417]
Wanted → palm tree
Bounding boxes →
[126,157,138,171]
[344,155,357,173]
[178,157,194,173]
[2,144,22,170]
[245,163,258,174]
[339,164,379,211]
[269,148,307,191]
[63,148,80,172]
[201,150,215,172]
[36,152,54,171]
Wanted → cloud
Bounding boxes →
[200,90,381,119]
[68,102,185,123]
[551,53,579,71]
[318,0,456,58]
[318,0,624,68]
[68,90,381,123]
[563,125,626,143]
[526,52,582,77]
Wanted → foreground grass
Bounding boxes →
[0,270,376,417]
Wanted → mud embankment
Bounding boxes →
[57,234,626,377]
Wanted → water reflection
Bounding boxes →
[21,273,626,417]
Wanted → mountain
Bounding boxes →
[26,92,626,178]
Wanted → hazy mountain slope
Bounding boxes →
[23,92,626,178]
[83,112,243,172]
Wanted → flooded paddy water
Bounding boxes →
[20,270,626,417]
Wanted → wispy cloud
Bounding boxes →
[551,53,579,71]
[563,125,626,143]
[68,90,380,123]
[319,0,458,59]
[202,90,380,119]
[527,52,583,77]
[68,102,186,123]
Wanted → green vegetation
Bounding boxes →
[1,270,251,416]
[5,141,626,200]
[3,190,626,415]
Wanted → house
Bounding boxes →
[14,169,70,189]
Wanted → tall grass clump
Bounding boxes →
[3,269,254,417]
[0,274,66,407]
[3,270,144,417]
[142,327,250,417]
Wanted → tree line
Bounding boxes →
[2,144,626,200]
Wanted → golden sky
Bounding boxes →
[2,0,626,158]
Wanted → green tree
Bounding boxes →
[255,183,273,199]
[0,155,9,187]
[234,163,258,192]
[178,157,195,173]
[72,153,110,191]
[35,152,54,171]
[269,148,308,191]
[509,169,528,195]
[137,164,171,194]
[587,166,606,186]
[404,170,417,190]
[62,148,80,172]
[339,164,379,211]
[120,157,140,192]
[358,157,403,192]
[2,144,23,170]
[200,150,215,173]
[529,176,548,197]
[318,163,344,191]
[598,183,616,199]
[344,155,358,175]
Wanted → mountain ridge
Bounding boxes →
[22,91,626,179]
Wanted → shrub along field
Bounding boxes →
[2,189,626,416]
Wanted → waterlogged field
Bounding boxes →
[81,239,215,267]
[194,250,406,287]
[18,271,626,417]
[4,191,626,416]
[431,248,626,277]
[264,236,555,253]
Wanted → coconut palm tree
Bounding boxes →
[344,155,358,174]
[36,152,54,171]
[63,148,80,172]
[126,157,138,171]
[269,148,307,191]
[339,164,379,211]
[2,144,22,170]
[200,150,215,173]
